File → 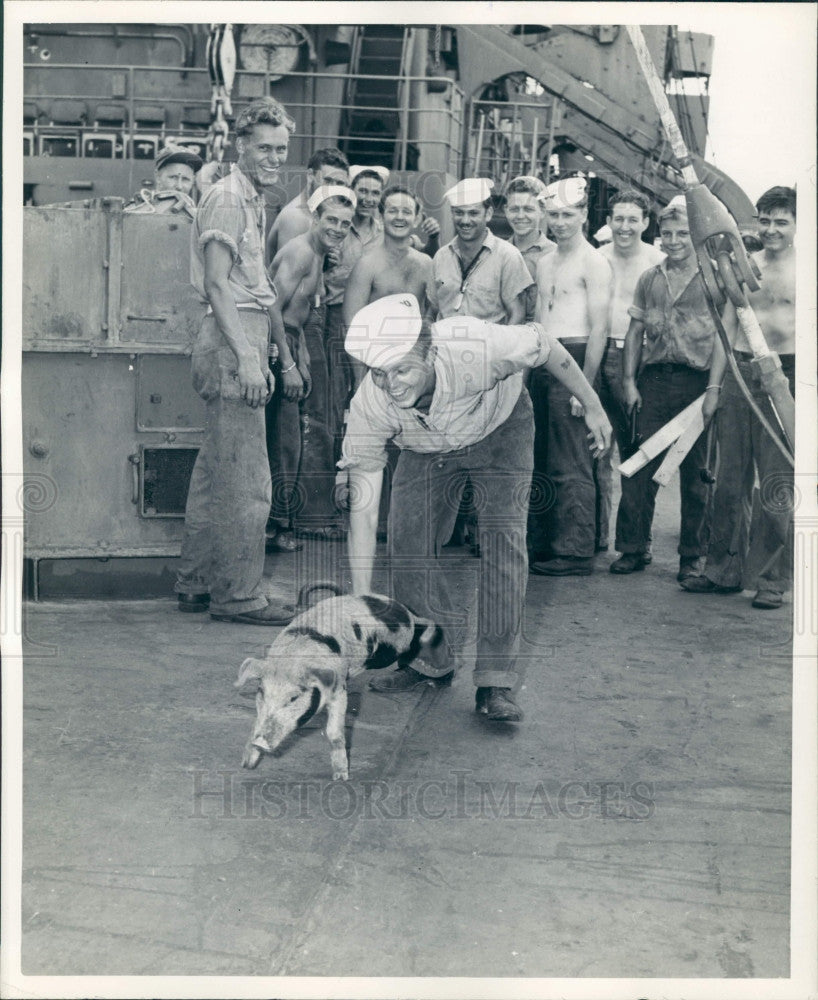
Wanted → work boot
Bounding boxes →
[369,664,453,693]
[609,553,647,574]
[751,589,784,609]
[530,556,593,576]
[680,576,741,594]
[475,687,523,722]
[677,557,703,582]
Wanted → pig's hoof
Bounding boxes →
[332,768,349,782]
[242,745,263,769]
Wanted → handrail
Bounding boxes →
[25,60,465,170]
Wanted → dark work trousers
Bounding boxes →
[595,342,635,550]
[267,325,305,530]
[544,342,597,559]
[176,310,271,615]
[296,303,345,529]
[704,353,795,592]
[389,390,534,689]
[527,365,552,559]
[324,303,356,464]
[614,363,710,557]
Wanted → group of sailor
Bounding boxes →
[158,97,795,722]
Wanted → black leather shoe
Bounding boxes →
[609,553,647,574]
[475,687,523,722]
[211,601,295,626]
[178,593,210,613]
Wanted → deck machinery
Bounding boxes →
[20,22,755,596]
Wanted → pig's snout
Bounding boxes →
[241,736,272,769]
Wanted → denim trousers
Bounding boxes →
[176,311,271,615]
[704,354,795,592]
[614,363,709,557]
[388,390,534,689]
[266,325,305,529]
[296,304,343,527]
[595,343,636,550]
[544,342,597,558]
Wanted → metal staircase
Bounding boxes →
[340,25,412,168]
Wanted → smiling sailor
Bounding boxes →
[339,293,611,721]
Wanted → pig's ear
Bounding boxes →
[312,666,338,691]
[235,657,264,689]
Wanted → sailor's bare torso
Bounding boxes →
[267,193,311,259]
[535,239,609,338]
[269,232,323,331]
[344,233,433,327]
[600,241,664,342]
[740,249,796,354]
[370,245,431,302]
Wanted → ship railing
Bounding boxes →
[23,62,464,175]
[468,96,563,190]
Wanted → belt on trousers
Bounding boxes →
[205,302,268,315]
[643,362,701,374]
[607,339,625,349]
[559,336,589,346]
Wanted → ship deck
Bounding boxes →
[16,485,791,981]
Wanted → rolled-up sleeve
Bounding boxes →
[338,377,400,473]
[196,191,244,262]
[502,246,536,303]
[628,268,651,321]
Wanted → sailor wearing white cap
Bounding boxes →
[321,165,389,475]
[349,164,391,187]
[339,294,611,721]
[529,174,614,576]
[267,147,349,259]
[429,177,533,324]
[265,183,357,549]
[540,175,589,210]
[306,184,357,214]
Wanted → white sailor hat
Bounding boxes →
[594,224,613,244]
[349,164,391,186]
[307,184,357,214]
[444,177,494,207]
[540,176,588,208]
[658,194,688,219]
[345,293,423,371]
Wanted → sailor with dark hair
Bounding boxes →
[682,186,796,609]
[266,185,357,551]
[266,146,349,258]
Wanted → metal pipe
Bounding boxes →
[529,115,538,173]
[544,97,559,180]
[473,111,486,176]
